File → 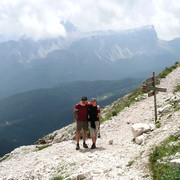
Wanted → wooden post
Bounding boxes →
[153,72,157,123]
[144,72,167,123]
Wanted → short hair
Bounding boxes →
[91,98,96,102]
[81,96,87,101]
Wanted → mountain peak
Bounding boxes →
[61,20,79,33]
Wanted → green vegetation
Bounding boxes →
[140,151,145,156]
[174,104,180,112]
[159,62,180,79]
[36,144,52,151]
[172,84,180,112]
[127,160,134,167]
[0,154,9,163]
[155,122,161,128]
[34,133,57,145]
[149,134,180,180]
[112,111,118,116]
[51,176,64,180]
[173,84,180,93]
[51,174,70,180]
[70,163,76,166]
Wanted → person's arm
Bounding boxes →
[97,105,100,122]
[73,108,78,122]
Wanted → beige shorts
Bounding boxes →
[77,120,88,131]
[88,121,100,138]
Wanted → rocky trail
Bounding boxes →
[0,66,180,180]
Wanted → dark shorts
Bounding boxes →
[77,120,88,131]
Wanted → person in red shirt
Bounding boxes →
[73,96,90,150]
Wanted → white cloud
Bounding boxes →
[0,0,180,40]
[0,0,66,40]
[151,0,180,40]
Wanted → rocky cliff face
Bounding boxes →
[0,66,180,180]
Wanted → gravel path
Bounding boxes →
[0,67,180,180]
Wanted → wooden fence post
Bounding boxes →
[153,72,157,123]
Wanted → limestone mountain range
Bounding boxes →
[0,23,179,100]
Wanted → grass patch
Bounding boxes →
[155,122,161,128]
[51,177,64,180]
[174,103,180,112]
[0,154,10,162]
[34,133,57,145]
[149,134,180,180]
[140,150,145,156]
[173,84,180,93]
[51,174,70,180]
[70,162,76,166]
[127,160,134,167]
[112,111,118,116]
[159,62,180,79]
[36,144,52,151]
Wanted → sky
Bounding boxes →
[0,0,180,41]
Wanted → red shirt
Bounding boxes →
[75,103,92,121]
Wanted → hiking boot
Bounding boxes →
[91,143,96,149]
[76,143,80,150]
[83,142,88,148]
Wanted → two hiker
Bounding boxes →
[73,97,100,150]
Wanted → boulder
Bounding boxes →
[131,123,151,138]
[135,135,144,145]
[149,124,156,130]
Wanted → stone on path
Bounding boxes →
[131,123,151,138]
[135,135,144,145]
[109,140,113,145]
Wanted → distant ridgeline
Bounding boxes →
[0,25,179,100]
[0,78,143,157]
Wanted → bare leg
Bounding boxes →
[92,137,96,143]
[76,131,80,144]
[83,130,86,142]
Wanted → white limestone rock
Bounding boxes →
[135,135,144,145]
[131,123,151,138]
[149,124,156,131]
[170,159,180,165]
[158,104,171,114]
[170,95,180,103]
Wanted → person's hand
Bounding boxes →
[75,118,77,122]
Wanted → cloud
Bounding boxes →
[151,0,180,40]
[0,0,66,40]
[0,0,180,40]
